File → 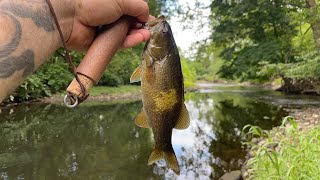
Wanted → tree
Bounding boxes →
[306,0,320,50]
[208,0,303,81]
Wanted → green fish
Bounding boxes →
[130,16,190,175]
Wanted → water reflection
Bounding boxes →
[165,92,286,179]
[0,101,158,179]
[0,88,288,179]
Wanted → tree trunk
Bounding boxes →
[306,0,320,50]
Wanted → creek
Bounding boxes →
[1,84,320,179]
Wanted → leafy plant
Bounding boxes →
[243,116,320,179]
[10,52,74,102]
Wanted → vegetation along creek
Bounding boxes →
[1,84,320,179]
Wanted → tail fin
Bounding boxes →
[148,148,180,175]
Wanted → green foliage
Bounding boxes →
[181,57,197,87]
[98,47,142,86]
[11,52,76,102]
[209,0,302,81]
[244,117,320,179]
[283,51,320,79]
[188,0,320,83]
[192,45,224,81]
[292,23,316,52]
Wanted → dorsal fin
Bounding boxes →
[130,65,142,83]
[134,108,150,128]
[174,103,190,129]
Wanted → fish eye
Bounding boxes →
[162,23,169,33]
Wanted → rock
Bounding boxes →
[263,116,270,120]
[246,144,251,150]
[220,170,243,180]
[241,165,247,174]
[242,172,249,179]
[248,151,254,158]
[304,122,310,126]
[251,138,258,144]
[258,140,265,146]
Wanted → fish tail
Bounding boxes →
[148,147,180,175]
[164,150,180,175]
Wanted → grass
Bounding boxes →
[89,85,141,96]
[243,117,320,179]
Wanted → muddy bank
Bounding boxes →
[41,91,143,104]
[288,107,320,130]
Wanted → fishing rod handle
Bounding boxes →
[66,17,130,99]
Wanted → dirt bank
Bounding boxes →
[287,107,320,131]
[41,91,143,104]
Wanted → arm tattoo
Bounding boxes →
[0,50,34,78]
[0,1,55,32]
[0,0,55,78]
[0,12,21,58]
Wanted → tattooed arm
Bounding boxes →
[0,0,150,102]
[0,0,72,101]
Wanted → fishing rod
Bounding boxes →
[63,17,131,108]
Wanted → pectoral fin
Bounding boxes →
[130,65,142,83]
[134,109,150,128]
[174,103,190,129]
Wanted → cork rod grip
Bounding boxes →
[66,17,130,97]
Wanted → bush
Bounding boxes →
[9,52,76,102]
[99,71,122,87]
[98,47,142,86]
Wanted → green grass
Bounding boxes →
[89,85,141,96]
[243,117,320,179]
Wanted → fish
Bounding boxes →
[130,15,190,175]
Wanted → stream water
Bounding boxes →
[1,85,320,179]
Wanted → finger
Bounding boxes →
[66,22,96,51]
[122,29,150,48]
[119,0,149,22]
[148,15,156,21]
[77,0,149,26]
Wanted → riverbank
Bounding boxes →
[241,107,320,179]
[34,85,201,104]
[41,85,142,104]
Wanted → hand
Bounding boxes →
[66,0,153,51]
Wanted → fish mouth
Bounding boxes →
[146,15,166,28]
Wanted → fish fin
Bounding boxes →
[130,65,142,83]
[148,149,164,165]
[134,109,150,128]
[164,151,180,175]
[148,148,180,175]
[174,103,190,129]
